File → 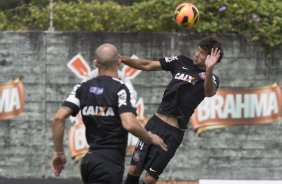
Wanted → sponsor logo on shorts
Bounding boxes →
[149,168,157,172]
[199,72,206,80]
[133,151,140,162]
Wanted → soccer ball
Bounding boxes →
[174,2,200,29]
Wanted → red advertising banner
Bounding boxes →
[67,54,91,79]
[68,114,89,160]
[0,79,25,120]
[121,55,141,80]
[191,82,282,134]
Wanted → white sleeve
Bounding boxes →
[64,84,81,107]
[65,69,99,105]
[118,70,137,108]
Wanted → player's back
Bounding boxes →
[76,76,131,153]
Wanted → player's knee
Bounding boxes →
[143,174,157,184]
[128,165,143,176]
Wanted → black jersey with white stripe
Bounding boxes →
[63,69,137,115]
[64,76,136,156]
[157,55,220,129]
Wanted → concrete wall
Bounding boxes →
[0,31,281,180]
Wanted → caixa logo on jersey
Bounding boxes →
[0,79,25,121]
[67,54,146,160]
[82,106,115,116]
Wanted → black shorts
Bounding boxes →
[130,114,184,180]
[80,149,124,184]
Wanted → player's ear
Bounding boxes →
[117,55,121,66]
[93,59,98,67]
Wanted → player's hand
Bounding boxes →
[149,132,168,151]
[205,47,221,70]
[51,153,66,177]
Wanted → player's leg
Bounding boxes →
[124,165,144,184]
[81,150,124,184]
[142,140,181,184]
[124,138,148,184]
[125,115,158,184]
[142,115,185,184]
[143,172,157,184]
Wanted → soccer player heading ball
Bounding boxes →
[122,36,224,184]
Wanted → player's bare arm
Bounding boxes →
[204,48,221,97]
[52,106,72,153]
[120,112,167,151]
[120,56,162,71]
[51,106,72,176]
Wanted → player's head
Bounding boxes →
[198,36,224,63]
[193,36,224,69]
[94,43,120,70]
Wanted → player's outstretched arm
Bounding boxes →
[204,48,221,97]
[51,106,72,176]
[120,56,162,71]
[120,112,167,151]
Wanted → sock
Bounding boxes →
[124,174,140,184]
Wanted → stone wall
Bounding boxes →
[0,31,281,180]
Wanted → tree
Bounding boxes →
[0,0,281,50]
[0,0,30,10]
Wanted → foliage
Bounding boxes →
[0,12,7,30]
[0,0,27,10]
[196,0,282,49]
[0,0,281,50]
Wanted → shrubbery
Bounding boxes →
[0,0,281,49]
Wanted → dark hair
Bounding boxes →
[198,36,224,63]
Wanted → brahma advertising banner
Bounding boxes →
[0,79,25,120]
[191,82,282,134]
